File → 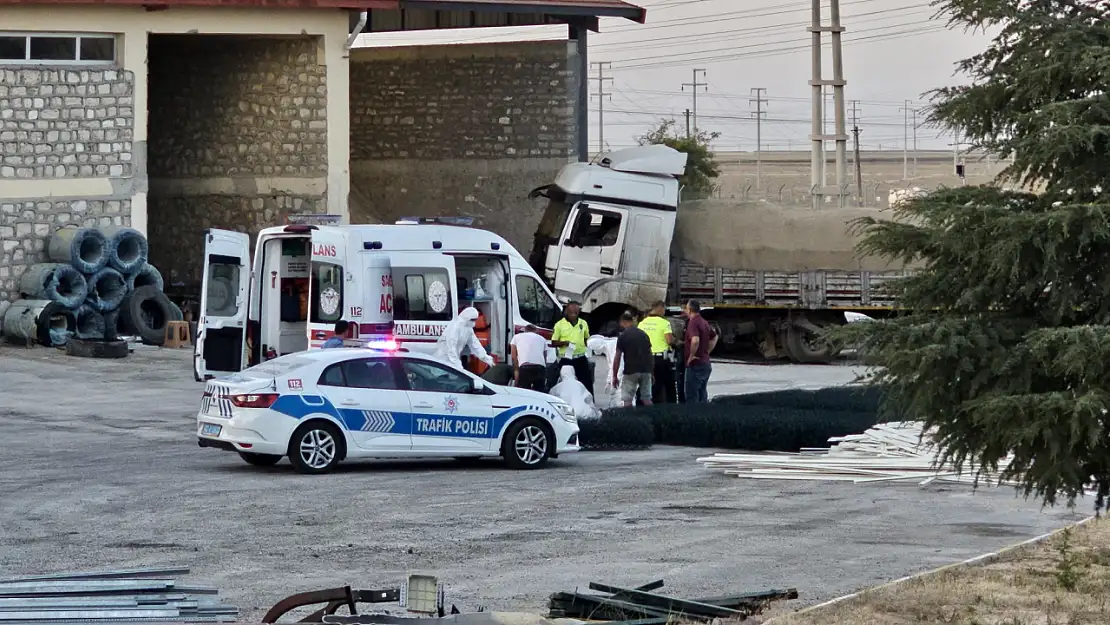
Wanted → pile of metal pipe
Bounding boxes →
[0,566,238,624]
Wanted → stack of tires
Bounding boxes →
[2,226,181,358]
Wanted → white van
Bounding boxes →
[193,221,565,382]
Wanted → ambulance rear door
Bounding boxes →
[357,253,394,343]
[306,230,349,349]
[194,229,251,381]
[387,252,458,356]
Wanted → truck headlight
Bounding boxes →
[553,402,576,423]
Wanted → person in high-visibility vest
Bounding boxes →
[550,301,593,397]
[638,301,676,404]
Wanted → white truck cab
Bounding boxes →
[194,220,564,382]
[527,145,687,334]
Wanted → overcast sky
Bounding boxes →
[356,0,992,152]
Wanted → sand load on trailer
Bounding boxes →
[673,200,923,272]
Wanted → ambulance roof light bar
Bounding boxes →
[396,216,475,227]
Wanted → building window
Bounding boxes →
[0,33,116,64]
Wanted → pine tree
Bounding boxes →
[846,0,1110,509]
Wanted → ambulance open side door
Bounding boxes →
[194,229,251,381]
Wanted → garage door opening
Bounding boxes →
[146,33,329,301]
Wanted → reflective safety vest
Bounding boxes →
[552,317,589,358]
[638,315,672,355]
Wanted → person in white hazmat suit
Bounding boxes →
[549,365,601,420]
[434,307,495,370]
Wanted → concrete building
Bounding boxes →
[0,0,645,301]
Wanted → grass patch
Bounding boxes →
[765,519,1109,625]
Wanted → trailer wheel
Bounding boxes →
[783,322,840,364]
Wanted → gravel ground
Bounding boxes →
[0,345,1087,620]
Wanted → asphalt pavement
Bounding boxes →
[0,345,1088,619]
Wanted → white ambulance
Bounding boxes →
[192,220,565,383]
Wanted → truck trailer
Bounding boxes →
[527,145,910,363]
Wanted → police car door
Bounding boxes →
[316,357,412,453]
[194,229,250,381]
[400,358,494,453]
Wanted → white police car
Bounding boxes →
[196,346,580,473]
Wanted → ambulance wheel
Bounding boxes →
[238,451,282,467]
[288,421,342,474]
[501,418,550,470]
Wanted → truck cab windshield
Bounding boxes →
[528,185,572,275]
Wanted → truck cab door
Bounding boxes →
[193,229,250,381]
[552,203,629,301]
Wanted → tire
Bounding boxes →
[501,418,551,470]
[597,319,620,338]
[783,323,840,364]
[481,363,513,386]
[287,421,343,474]
[120,285,174,345]
[238,451,282,467]
[65,337,129,359]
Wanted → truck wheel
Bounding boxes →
[783,324,840,363]
[597,319,620,338]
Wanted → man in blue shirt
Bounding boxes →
[321,320,350,348]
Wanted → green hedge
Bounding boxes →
[579,386,895,452]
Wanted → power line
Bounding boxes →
[616,87,926,108]
[605,0,893,33]
[614,23,947,70]
[593,3,931,52]
[608,16,937,65]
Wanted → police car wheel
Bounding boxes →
[288,422,342,474]
[502,419,550,470]
[238,451,282,467]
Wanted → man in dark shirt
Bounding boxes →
[683,299,717,403]
[613,311,654,407]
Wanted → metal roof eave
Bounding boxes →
[398,0,645,23]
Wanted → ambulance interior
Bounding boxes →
[258,237,310,359]
[453,255,511,372]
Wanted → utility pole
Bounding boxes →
[911,107,919,178]
[850,99,863,206]
[683,109,692,138]
[809,0,848,208]
[590,61,612,156]
[681,68,708,135]
[750,87,767,190]
[899,99,912,180]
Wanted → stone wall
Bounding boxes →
[0,68,135,180]
[147,34,329,285]
[349,41,576,253]
[0,67,136,301]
